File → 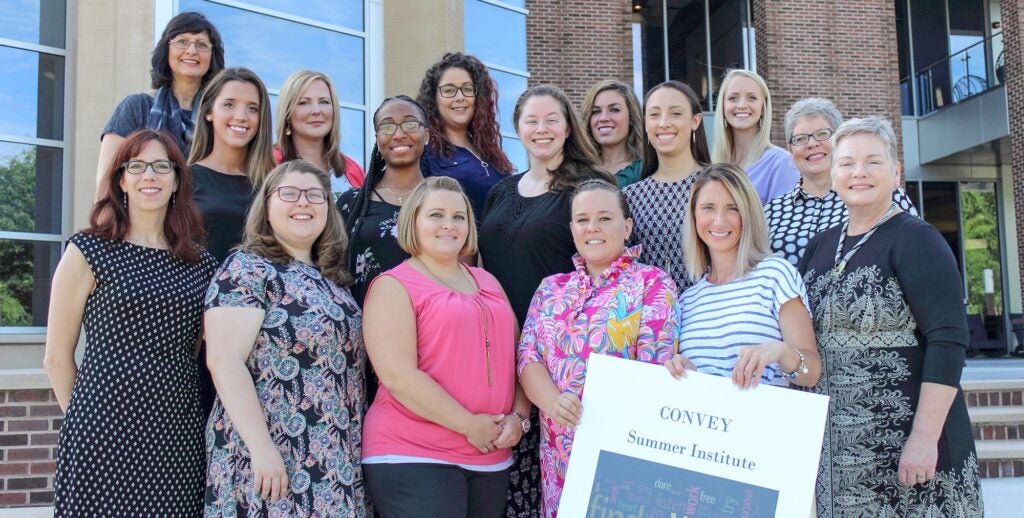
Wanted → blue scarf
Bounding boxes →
[146,86,199,154]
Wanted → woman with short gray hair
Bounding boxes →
[764,98,916,266]
[799,116,983,517]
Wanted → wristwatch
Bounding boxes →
[781,348,809,380]
[510,411,530,433]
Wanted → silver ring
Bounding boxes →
[916,475,926,481]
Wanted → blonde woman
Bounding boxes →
[275,70,365,200]
[711,69,799,203]
[666,163,820,389]
[204,160,366,516]
[361,177,528,517]
[580,79,645,188]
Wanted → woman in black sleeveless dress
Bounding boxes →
[44,130,215,515]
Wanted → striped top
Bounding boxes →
[677,256,808,383]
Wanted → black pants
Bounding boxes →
[364,463,510,518]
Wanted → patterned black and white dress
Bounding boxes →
[54,232,216,516]
[799,213,983,517]
[623,174,698,291]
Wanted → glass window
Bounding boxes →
[707,0,745,108]
[0,142,62,234]
[0,46,65,140]
[0,240,60,327]
[341,108,365,168]
[180,0,365,104]
[0,0,66,48]
[502,135,526,173]
[465,0,527,71]
[230,0,364,31]
[489,68,528,134]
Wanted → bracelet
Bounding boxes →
[781,347,809,380]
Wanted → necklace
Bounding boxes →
[832,202,899,276]
[464,146,490,176]
[379,186,414,204]
[413,258,493,386]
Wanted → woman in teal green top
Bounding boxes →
[581,80,644,188]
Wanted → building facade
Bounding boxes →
[1,0,1023,507]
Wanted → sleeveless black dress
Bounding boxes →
[54,233,216,516]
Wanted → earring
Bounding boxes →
[692,132,696,145]
[206,115,212,122]
[123,192,127,207]
[170,192,176,207]
[285,126,292,136]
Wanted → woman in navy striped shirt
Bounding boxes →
[665,163,821,388]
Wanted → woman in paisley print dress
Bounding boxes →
[204,160,367,516]
[798,117,982,517]
[518,179,678,517]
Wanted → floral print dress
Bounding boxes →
[336,188,408,307]
[517,246,678,517]
[204,251,368,517]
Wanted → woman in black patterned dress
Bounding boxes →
[45,129,215,516]
[204,160,367,516]
[478,85,613,517]
[798,117,982,517]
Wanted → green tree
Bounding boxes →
[0,147,37,326]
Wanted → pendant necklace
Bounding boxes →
[379,186,414,205]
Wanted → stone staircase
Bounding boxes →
[964,377,1024,478]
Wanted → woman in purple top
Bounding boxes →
[711,69,799,204]
[417,53,515,220]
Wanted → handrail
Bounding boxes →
[900,31,1003,116]
[914,31,1001,78]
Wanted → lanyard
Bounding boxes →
[833,203,898,276]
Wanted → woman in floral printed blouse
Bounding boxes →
[518,179,679,517]
[204,160,367,517]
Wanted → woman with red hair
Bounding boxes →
[44,129,216,515]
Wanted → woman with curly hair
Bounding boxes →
[417,52,515,219]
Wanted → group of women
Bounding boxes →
[41,9,983,518]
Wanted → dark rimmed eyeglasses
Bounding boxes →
[270,186,330,204]
[438,83,477,98]
[122,160,176,175]
[789,128,834,147]
[375,120,427,135]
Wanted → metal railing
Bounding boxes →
[900,31,1003,117]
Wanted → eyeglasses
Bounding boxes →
[270,186,329,204]
[438,83,477,98]
[789,128,834,147]
[168,38,213,53]
[122,160,176,175]
[375,120,426,135]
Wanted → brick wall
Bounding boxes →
[525,0,634,105]
[751,0,902,149]
[0,389,60,507]
[1004,0,1024,306]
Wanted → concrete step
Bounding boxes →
[961,379,1024,408]
[970,406,1024,424]
[976,440,1024,461]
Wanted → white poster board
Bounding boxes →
[559,354,828,517]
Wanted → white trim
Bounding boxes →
[0,134,66,149]
[0,368,51,390]
[0,231,64,242]
[482,61,530,78]
[206,0,367,37]
[367,0,384,162]
[0,329,47,339]
[500,131,519,140]
[0,37,66,56]
[475,0,529,16]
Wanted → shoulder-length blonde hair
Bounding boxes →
[275,70,349,177]
[188,67,276,188]
[580,80,644,166]
[683,163,770,282]
[711,69,774,169]
[396,176,478,257]
[240,159,352,286]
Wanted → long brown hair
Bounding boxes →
[641,80,710,179]
[275,70,349,177]
[187,67,276,188]
[580,80,644,166]
[240,159,352,286]
[512,85,612,191]
[87,129,205,263]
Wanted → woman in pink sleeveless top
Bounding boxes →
[361,176,531,517]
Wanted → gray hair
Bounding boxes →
[783,97,843,144]
[831,116,899,165]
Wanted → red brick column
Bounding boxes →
[525,0,634,105]
[751,0,902,148]
[0,389,61,507]
[1003,0,1024,306]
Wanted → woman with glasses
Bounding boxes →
[204,160,367,516]
[96,11,225,193]
[711,69,799,204]
[764,98,917,266]
[580,79,646,188]
[46,130,215,515]
[275,70,366,201]
[417,53,515,219]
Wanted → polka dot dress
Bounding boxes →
[54,232,216,517]
[623,174,699,291]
